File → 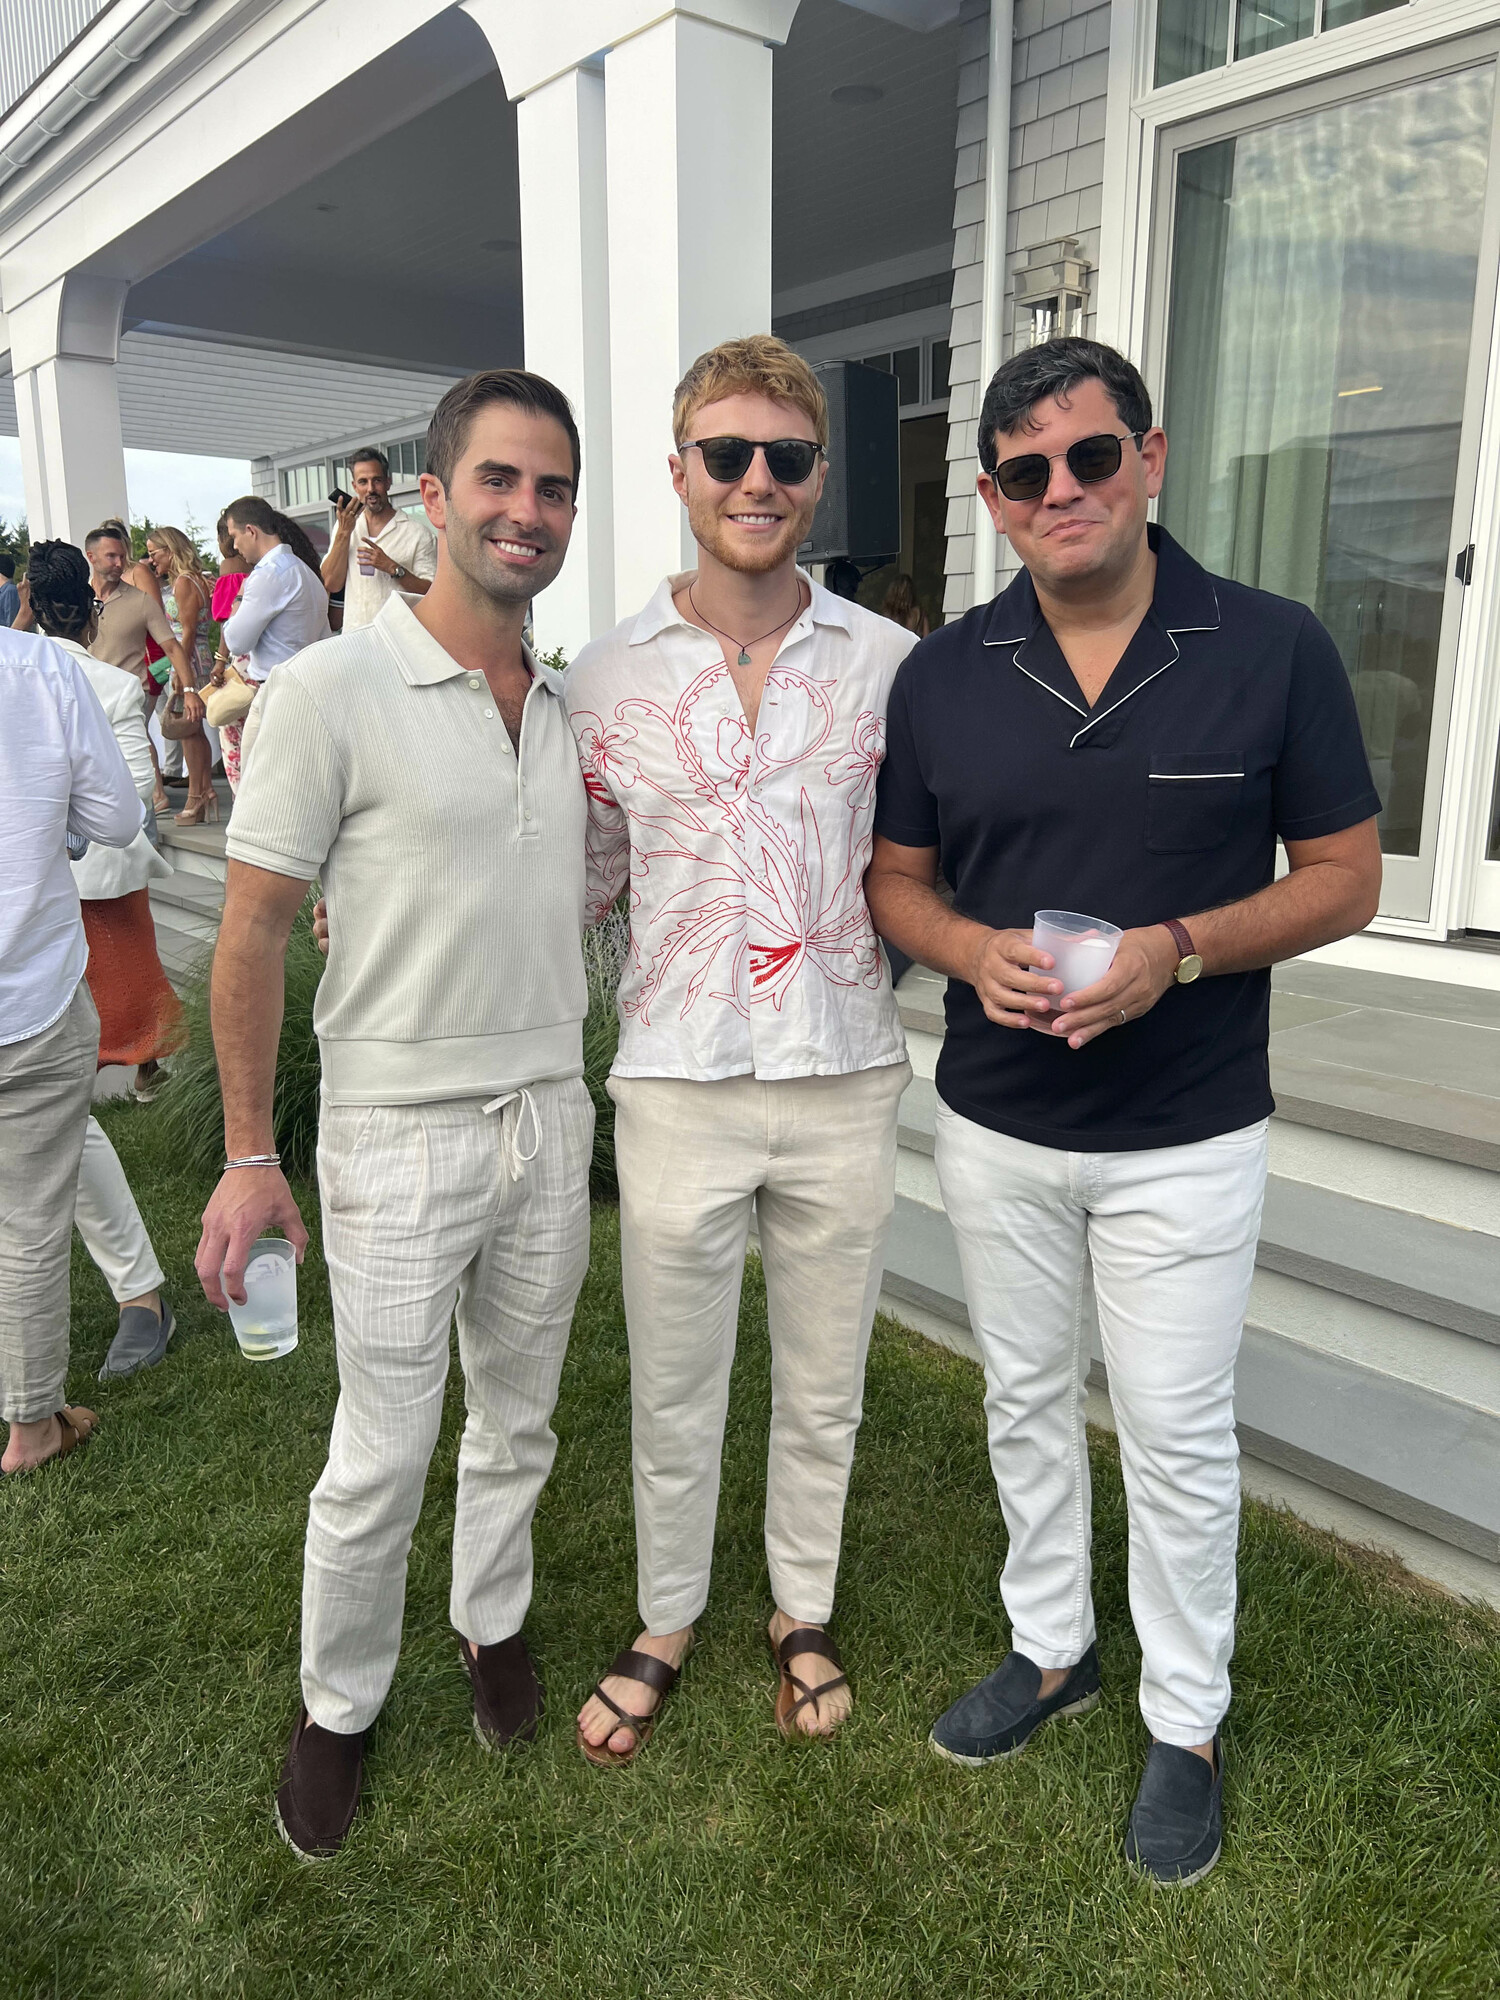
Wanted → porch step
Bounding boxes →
[1236,1269,1500,1565]
[895,958,1500,1172]
[1260,1121,1500,1346]
[882,1147,1500,1564]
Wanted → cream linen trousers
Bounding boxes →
[933,1104,1269,1748]
[304,1079,593,1734]
[610,1062,910,1634]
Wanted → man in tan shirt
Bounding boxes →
[84,525,192,697]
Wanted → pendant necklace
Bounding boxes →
[688,582,802,667]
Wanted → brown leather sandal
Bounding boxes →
[772,1626,850,1740]
[576,1648,682,1770]
[3,1405,98,1476]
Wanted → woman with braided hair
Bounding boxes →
[221,496,330,783]
[25,540,181,1381]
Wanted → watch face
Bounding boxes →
[1176,954,1205,984]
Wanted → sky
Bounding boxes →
[0,439,253,545]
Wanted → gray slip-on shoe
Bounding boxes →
[99,1296,175,1381]
[929,1644,1100,1766]
[1124,1732,1224,1885]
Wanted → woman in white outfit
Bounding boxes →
[26,542,178,1381]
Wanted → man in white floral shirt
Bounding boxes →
[566,337,916,1766]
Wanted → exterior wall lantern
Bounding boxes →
[1013,238,1092,349]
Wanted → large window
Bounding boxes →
[1158,65,1494,863]
[1155,0,1408,88]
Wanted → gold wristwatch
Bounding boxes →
[1162,917,1203,984]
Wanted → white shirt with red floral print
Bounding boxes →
[564,569,916,1082]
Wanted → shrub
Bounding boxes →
[153,897,629,1197]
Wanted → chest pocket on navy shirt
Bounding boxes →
[1146,751,1244,852]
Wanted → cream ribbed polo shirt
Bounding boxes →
[226,594,587,1106]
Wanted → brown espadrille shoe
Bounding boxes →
[274,1707,365,1861]
[458,1632,543,1751]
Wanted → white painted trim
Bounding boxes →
[792,304,952,363]
[971,0,1011,604]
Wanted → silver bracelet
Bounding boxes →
[224,1153,281,1170]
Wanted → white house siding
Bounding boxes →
[942,0,1111,620]
[0,0,111,119]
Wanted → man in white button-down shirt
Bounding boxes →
[0,626,142,1476]
[568,337,916,1764]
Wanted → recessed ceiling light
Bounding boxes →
[831,84,884,106]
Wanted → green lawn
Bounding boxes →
[4,1102,1499,1999]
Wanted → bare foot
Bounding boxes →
[2,1414,63,1476]
[769,1609,852,1737]
[577,1626,692,1758]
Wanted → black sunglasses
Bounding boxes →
[991,430,1145,502]
[683,436,825,486]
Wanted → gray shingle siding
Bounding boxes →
[942,0,1111,619]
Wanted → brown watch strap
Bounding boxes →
[1162,917,1196,965]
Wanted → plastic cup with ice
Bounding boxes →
[225,1237,299,1361]
[1031,910,1123,1023]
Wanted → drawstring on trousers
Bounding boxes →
[482,1087,541,1183]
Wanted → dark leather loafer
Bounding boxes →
[274,1707,365,1860]
[459,1631,542,1750]
[930,1644,1100,1765]
[1125,1732,1224,1885]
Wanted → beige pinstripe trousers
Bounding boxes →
[303,1078,593,1734]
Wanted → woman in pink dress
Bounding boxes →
[207,512,252,791]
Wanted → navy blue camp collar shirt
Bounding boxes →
[874,525,1380,1152]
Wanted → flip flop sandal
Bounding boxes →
[576,1648,683,1770]
[3,1405,99,1477]
[772,1626,850,1741]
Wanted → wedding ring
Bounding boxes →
[1118,1008,1127,1026]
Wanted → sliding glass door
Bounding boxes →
[1152,47,1500,920]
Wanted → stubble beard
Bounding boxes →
[689,489,817,577]
[447,508,562,608]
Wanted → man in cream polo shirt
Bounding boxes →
[196,370,591,1861]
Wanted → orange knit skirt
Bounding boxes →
[81,890,186,1070]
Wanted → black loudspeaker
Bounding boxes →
[802,359,901,564]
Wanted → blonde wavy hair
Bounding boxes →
[144,523,207,580]
[672,334,828,449]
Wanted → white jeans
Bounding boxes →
[934,1104,1269,1747]
[303,1079,593,1734]
[76,1117,165,1302]
[611,1063,909,1633]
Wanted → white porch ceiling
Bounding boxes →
[0,329,461,459]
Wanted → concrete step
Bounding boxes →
[1260,1121,1500,1346]
[1271,961,1500,1171]
[883,1154,1500,1564]
[150,872,225,921]
[1237,1268,1500,1564]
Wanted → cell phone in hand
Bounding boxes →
[329,488,353,509]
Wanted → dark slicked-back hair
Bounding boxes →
[978,338,1153,474]
[425,369,580,496]
[350,446,390,477]
[84,523,129,552]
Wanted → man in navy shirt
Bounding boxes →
[868,337,1381,1884]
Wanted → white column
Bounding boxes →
[515,65,614,659]
[604,15,775,615]
[8,275,129,543]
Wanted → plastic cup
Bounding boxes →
[1032,910,1122,1020]
[356,551,376,576]
[224,1237,299,1361]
